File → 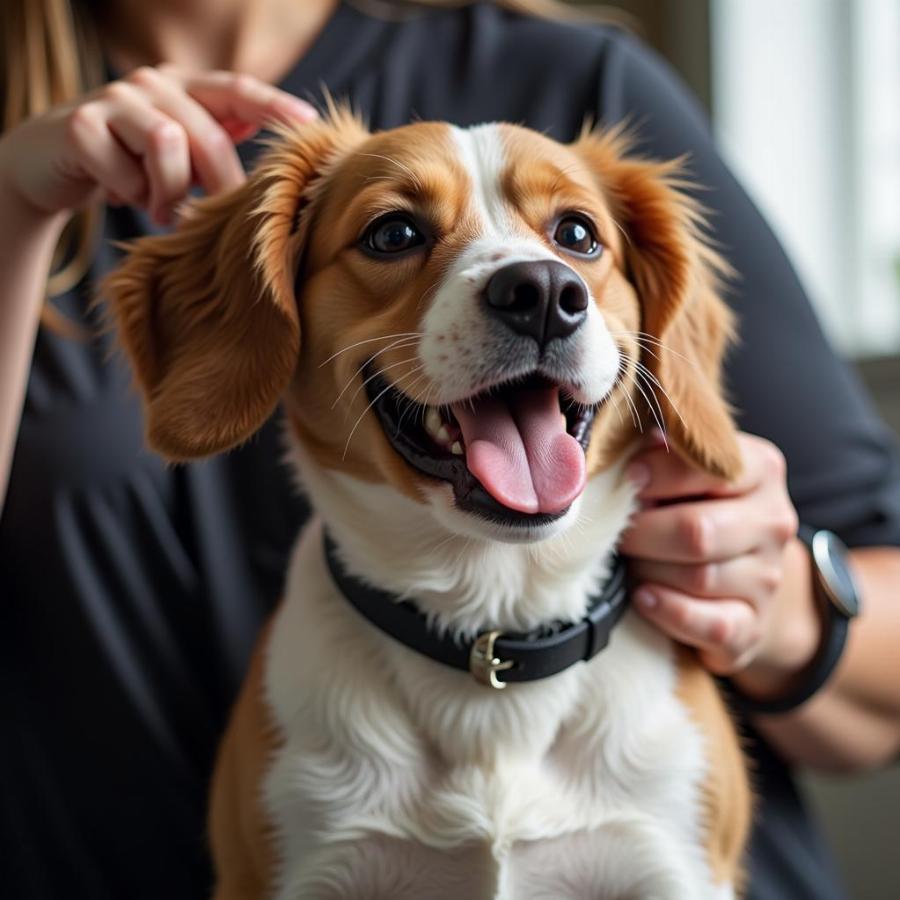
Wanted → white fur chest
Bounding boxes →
[262,519,726,900]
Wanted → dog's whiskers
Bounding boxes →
[633,360,686,432]
[609,329,696,370]
[331,338,421,409]
[631,368,668,449]
[620,383,643,434]
[625,356,665,428]
[394,372,433,434]
[608,392,628,429]
[345,355,422,412]
[320,331,424,368]
[341,362,425,460]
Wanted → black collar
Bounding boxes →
[323,533,630,689]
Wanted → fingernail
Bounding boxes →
[626,462,651,490]
[635,589,658,610]
[285,98,318,122]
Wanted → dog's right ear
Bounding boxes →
[103,108,367,461]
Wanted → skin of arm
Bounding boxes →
[621,431,900,773]
[0,184,67,508]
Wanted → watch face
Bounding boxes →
[811,530,862,618]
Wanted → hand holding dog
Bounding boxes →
[622,430,821,698]
[0,65,317,226]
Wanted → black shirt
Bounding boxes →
[3,3,899,897]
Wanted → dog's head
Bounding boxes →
[104,108,740,543]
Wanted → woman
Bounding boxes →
[1,1,899,897]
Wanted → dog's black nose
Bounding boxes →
[483,260,589,348]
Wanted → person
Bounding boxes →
[1,1,898,897]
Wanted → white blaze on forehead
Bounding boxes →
[450,124,517,238]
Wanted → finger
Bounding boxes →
[218,117,261,144]
[619,497,764,563]
[125,67,245,194]
[629,552,781,601]
[174,69,318,128]
[101,89,192,221]
[141,120,192,224]
[626,444,751,503]
[64,101,148,206]
[633,584,759,673]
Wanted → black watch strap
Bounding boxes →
[728,605,849,716]
[727,527,858,716]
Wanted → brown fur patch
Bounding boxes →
[209,622,282,900]
[675,646,752,892]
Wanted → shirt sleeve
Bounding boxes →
[598,32,900,549]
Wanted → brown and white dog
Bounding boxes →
[105,107,751,900]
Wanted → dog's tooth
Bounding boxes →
[451,441,464,455]
[437,425,451,443]
[425,406,442,437]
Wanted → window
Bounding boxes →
[711,0,900,358]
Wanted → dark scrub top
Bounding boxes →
[2,2,899,897]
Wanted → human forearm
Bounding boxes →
[747,547,900,772]
[0,174,66,511]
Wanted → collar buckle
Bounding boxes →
[469,630,514,689]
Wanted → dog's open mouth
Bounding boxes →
[367,370,598,526]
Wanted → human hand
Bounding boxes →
[0,65,317,226]
[620,430,822,693]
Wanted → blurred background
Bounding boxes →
[581,1,900,897]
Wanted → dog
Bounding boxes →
[104,106,751,899]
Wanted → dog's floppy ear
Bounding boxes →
[103,108,367,460]
[576,128,742,480]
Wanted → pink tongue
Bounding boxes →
[451,388,586,515]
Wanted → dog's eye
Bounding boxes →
[553,216,600,257]
[363,215,426,256]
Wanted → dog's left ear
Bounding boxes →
[103,109,367,461]
[575,129,743,481]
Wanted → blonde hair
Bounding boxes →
[0,0,618,326]
[1,0,104,328]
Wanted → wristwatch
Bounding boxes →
[728,526,862,716]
